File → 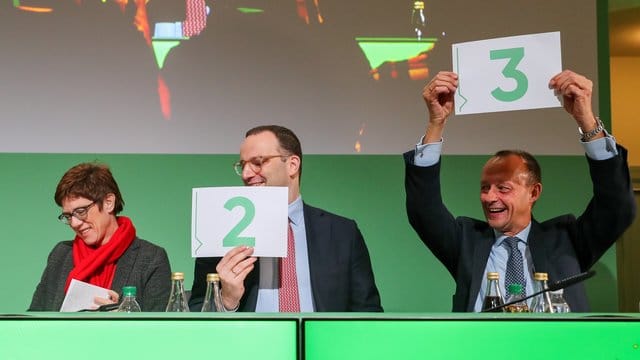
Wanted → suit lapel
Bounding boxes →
[54,249,75,310]
[111,238,139,292]
[527,220,548,274]
[303,203,328,311]
[468,228,495,311]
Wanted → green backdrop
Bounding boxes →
[0,153,617,313]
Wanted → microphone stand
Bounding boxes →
[482,270,595,313]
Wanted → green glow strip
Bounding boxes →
[237,7,264,14]
[152,40,182,69]
[356,38,437,70]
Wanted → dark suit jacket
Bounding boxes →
[189,203,383,312]
[29,237,172,311]
[404,146,636,312]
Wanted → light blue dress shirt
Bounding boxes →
[255,196,315,312]
[413,133,617,312]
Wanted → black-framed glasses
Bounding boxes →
[58,201,96,225]
[233,155,289,176]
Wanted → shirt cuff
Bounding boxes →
[414,136,443,167]
[220,290,240,312]
[581,132,617,161]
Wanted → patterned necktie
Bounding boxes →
[504,236,526,297]
[279,221,300,312]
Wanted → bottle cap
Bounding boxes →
[206,273,220,282]
[533,272,549,281]
[487,272,499,280]
[171,272,185,280]
[122,286,137,296]
[507,283,524,295]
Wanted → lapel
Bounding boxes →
[526,219,548,274]
[244,260,260,311]
[111,238,140,292]
[302,203,329,311]
[54,247,75,310]
[468,227,495,311]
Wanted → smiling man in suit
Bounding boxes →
[190,125,382,312]
[405,70,636,312]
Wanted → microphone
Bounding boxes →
[547,270,595,292]
[481,270,595,313]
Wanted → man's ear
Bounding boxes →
[530,183,542,204]
[288,155,301,177]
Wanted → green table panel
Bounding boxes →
[0,315,297,360]
[305,317,640,359]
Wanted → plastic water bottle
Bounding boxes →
[504,284,529,313]
[117,286,142,312]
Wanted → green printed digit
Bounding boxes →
[222,196,256,247]
[490,47,528,102]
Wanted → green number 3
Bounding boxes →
[222,196,256,247]
[490,47,528,102]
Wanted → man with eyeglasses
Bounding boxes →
[189,125,382,312]
[29,162,172,311]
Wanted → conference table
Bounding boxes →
[1,313,638,359]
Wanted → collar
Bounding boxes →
[493,222,532,246]
[288,195,304,226]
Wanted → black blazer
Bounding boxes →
[190,203,382,312]
[404,146,635,312]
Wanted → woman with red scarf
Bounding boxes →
[29,162,171,311]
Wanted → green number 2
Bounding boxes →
[490,47,528,102]
[222,196,256,247]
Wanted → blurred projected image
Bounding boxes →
[2,0,598,154]
[357,1,438,81]
[14,0,212,121]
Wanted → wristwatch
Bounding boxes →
[578,117,604,142]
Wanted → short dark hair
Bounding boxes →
[54,162,125,214]
[245,125,303,179]
[492,149,542,185]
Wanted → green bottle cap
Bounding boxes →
[122,286,137,297]
[508,283,523,295]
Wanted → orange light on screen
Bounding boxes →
[17,6,53,13]
[134,0,151,46]
[114,0,128,12]
[295,0,310,24]
[158,75,172,120]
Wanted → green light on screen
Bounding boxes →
[237,7,264,14]
[152,40,182,69]
[356,37,437,70]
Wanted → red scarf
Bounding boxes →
[64,216,136,293]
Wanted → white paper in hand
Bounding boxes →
[59,279,110,312]
[452,31,562,115]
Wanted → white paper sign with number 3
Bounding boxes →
[452,31,562,115]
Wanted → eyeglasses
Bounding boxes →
[58,201,96,225]
[233,155,289,176]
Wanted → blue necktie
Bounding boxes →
[504,237,526,297]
